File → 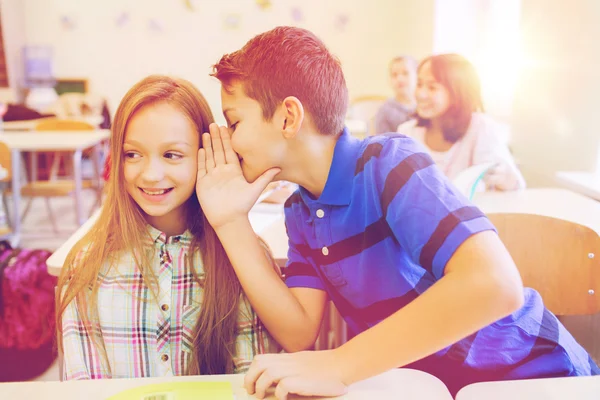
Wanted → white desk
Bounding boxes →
[0,369,452,400]
[456,375,600,400]
[473,188,600,235]
[556,171,600,201]
[2,115,104,131]
[0,130,110,244]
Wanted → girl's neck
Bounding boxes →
[145,206,188,238]
[424,119,453,152]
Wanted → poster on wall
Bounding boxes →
[256,0,272,11]
[116,12,130,28]
[334,13,349,32]
[291,7,303,23]
[60,15,76,31]
[223,13,242,30]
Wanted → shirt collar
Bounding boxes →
[146,225,193,246]
[299,127,362,206]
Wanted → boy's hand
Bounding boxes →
[196,123,280,229]
[244,351,348,400]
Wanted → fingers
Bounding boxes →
[274,377,348,400]
[209,123,226,165]
[218,125,238,165]
[244,355,267,395]
[197,148,206,178]
[252,168,281,193]
[254,369,281,399]
[202,132,214,171]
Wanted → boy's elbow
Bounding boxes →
[490,270,524,316]
[279,325,321,353]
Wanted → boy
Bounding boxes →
[196,26,598,399]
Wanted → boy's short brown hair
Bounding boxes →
[212,26,348,136]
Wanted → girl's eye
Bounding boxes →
[124,152,140,159]
[164,152,183,160]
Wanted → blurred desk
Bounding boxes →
[0,368,452,400]
[473,188,600,235]
[0,129,110,245]
[2,115,104,131]
[556,171,600,201]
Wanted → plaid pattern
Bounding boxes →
[62,226,278,380]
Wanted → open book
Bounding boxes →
[107,381,235,400]
[451,162,498,200]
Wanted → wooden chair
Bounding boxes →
[347,95,388,136]
[488,212,600,316]
[9,119,103,231]
[0,141,13,238]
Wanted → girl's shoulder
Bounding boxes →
[468,113,510,146]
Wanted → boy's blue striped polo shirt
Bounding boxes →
[283,128,598,394]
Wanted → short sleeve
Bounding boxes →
[374,136,497,280]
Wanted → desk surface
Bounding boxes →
[0,130,110,151]
[556,171,600,201]
[456,375,600,400]
[474,188,600,235]
[2,116,104,131]
[0,369,452,400]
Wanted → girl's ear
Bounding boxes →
[280,96,304,139]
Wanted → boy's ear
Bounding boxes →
[280,96,304,138]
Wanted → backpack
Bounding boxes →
[0,241,57,382]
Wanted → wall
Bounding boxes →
[20,0,435,123]
[511,0,600,184]
[0,0,26,102]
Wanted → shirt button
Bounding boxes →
[161,354,169,362]
[322,247,329,256]
[161,304,169,312]
[316,209,325,218]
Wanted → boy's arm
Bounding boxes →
[214,219,328,352]
[196,124,327,351]
[244,230,523,399]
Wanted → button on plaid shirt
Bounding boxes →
[61,226,279,380]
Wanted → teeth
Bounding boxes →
[142,188,168,195]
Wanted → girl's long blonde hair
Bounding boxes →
[56,75,244,375]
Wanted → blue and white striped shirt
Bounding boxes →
[284,128,598,394]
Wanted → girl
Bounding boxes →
[56,75,278,380]
[374,55,417,135]
[398,53,526,191]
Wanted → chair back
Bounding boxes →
[488,212,600,315]
[35,119,95,131]
[0,141,11,182]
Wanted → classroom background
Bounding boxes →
[0,0,599,390]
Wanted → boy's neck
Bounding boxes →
[282,130,338,199]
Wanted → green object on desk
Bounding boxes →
[106,381,234,400]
